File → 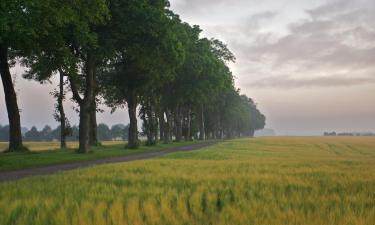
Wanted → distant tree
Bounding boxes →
[24,127,41,141]
[0,125,9,141]
[111,124,129,141]
[66,126,79,141]
[97,123,112,141]
[40,125,53,141]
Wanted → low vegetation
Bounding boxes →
[1,137,374,225]
[0,141,196,172]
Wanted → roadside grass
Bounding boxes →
[0,141,127,152]
[0,137,374,225]
[0,141,199,172]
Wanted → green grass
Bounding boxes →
[0,137,375,225]
[0,141,127,152]
[0,141,198,172]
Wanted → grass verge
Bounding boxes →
[0,141,200,172]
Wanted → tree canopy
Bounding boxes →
[1,0,266,152]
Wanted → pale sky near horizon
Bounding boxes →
[1,0,375,135]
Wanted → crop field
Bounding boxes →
[0,137,375,225]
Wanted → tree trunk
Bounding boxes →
[58,72,67,149]
[77,53,95,153]
[185,108,192,141]
[89,70,98,146]
[153,111,158,143]
[127,88,138,148]
[164,109,172,143]
[199,104,205,140]
[145,104,156,145]
[158,110,165,142]
[89,105,98,146]
[175,106,182,142]
[0,45,24,152]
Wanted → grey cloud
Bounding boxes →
[248,74,375,88]
[222,0,375,88]
[245,11,278,29]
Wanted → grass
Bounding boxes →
[0,137,374,225]
[0,141,199,172]
[0,141,127,152]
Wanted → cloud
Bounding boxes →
[249,74,375,88]
[201,0,375,89]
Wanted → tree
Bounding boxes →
[23,0,109,153]
[24,126,41,141]
[0,125,9,141]
[0,0,33,151]
[111,124,129,141]
[97,123,111,141]
[40,125,53,141]
[100,0,184,148]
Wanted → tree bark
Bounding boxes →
[89,104,98,146]
[89,71,98,146]
[57,71,67,149]
[164,109,172,143]
[158,110,165,142]
[127,88,138,148]
[199,104,205,140]
[0,45,24,151]
[175,106,183,142]
[184,108,192,141]
[77,53,95,153]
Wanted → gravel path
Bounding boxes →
[0,142,216,182]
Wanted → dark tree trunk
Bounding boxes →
[145,104,156,146]
[199,104,205,140]
[0,45,24,152]
[77,53,95,153]
[153,113,158,143]
[58,72,67,149]
[184,108,192,141]
[89,70,98,146]
[158,110,165,142]
[89,105,98,146]
[164,109,172,143]
[175,106,183,142]
[78,103,90,152]
[127,88,138,148]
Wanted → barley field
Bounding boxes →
[0,137,375,225]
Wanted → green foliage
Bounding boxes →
[2,0,266,151]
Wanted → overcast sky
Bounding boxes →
[1,0,374,135]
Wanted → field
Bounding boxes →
[0,137,375,225]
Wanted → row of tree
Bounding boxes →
[0,124,129,142]
[1,0,265,153]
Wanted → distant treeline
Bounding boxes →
[0,124,129,142]
[323,132,375,136]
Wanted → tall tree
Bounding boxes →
[23,0,109,153]
[0,0,39,151]
[100,0,184,148]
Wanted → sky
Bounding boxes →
[1,0,375,135]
